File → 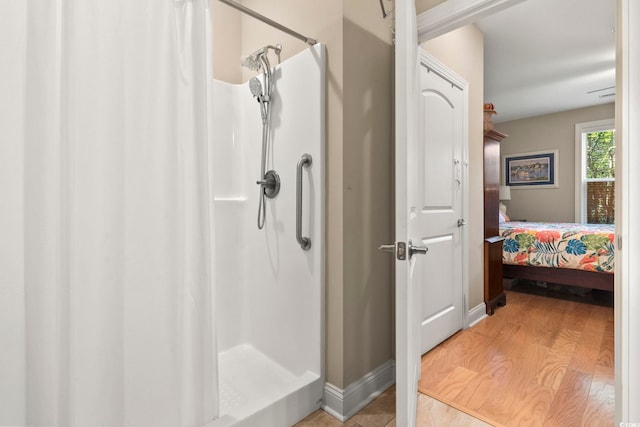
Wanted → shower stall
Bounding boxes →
[208,44,326,426]
[0,1,324,426]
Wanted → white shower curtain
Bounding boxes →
[0,1,218,426]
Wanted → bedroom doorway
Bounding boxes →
[405,0,639,424]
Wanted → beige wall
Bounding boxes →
[421,25,486,309]
[498,103,615,222]
[211,2,242,83]
[212,2,394,389]
[342,5,394,386]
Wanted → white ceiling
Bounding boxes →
[474,0,616,123]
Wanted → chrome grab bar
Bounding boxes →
[296,154,312,250]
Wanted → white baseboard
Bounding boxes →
[466,302,487,328]
[322,360,395,422]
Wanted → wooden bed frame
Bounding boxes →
[503,264,614,292]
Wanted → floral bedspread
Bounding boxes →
[500,221,615,273]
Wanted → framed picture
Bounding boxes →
[502,150,559,189]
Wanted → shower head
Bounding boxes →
[240,44,282,71]
[241,55,262,72]
[249,77,263,98]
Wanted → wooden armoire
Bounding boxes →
[483,128,508,315]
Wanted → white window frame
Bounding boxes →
[574,118,615,223]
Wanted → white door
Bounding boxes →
[390,3,469,425]
[391,1,421,426]
[417,52,467,354]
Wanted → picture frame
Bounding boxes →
[502,150,559,189]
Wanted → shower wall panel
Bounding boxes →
[239,44,324,377]
[210,82,249,353]
[210,44,325,426]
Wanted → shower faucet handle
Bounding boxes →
[256,179,277,189]
[257,170,281,199]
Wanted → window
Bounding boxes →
[575,119,615,224]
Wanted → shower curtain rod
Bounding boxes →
[217,0,317,45]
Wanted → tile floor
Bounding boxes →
[294,386,492,426]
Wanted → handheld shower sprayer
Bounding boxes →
[249,77,267,123]
[241,44,283,229]
[249,76,263,98]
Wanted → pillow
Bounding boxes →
[499,211,511,223]
[499,202,510,222]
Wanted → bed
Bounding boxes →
[499,221,615,292]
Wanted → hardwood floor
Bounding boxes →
[418,288,615,426]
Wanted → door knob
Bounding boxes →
[379,241,427,260]
[379,244,395,253]
[408,239,428,258]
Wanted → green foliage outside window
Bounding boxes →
[585,130,615,224]
[586,130,615,178]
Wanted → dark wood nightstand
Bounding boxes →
[484,236,506,315]
[484,128,508,315]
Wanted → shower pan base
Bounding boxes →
[207,345,322,427]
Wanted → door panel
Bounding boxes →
[420,234,458,351]
[418,53,467,355]
[422,93,455,209]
